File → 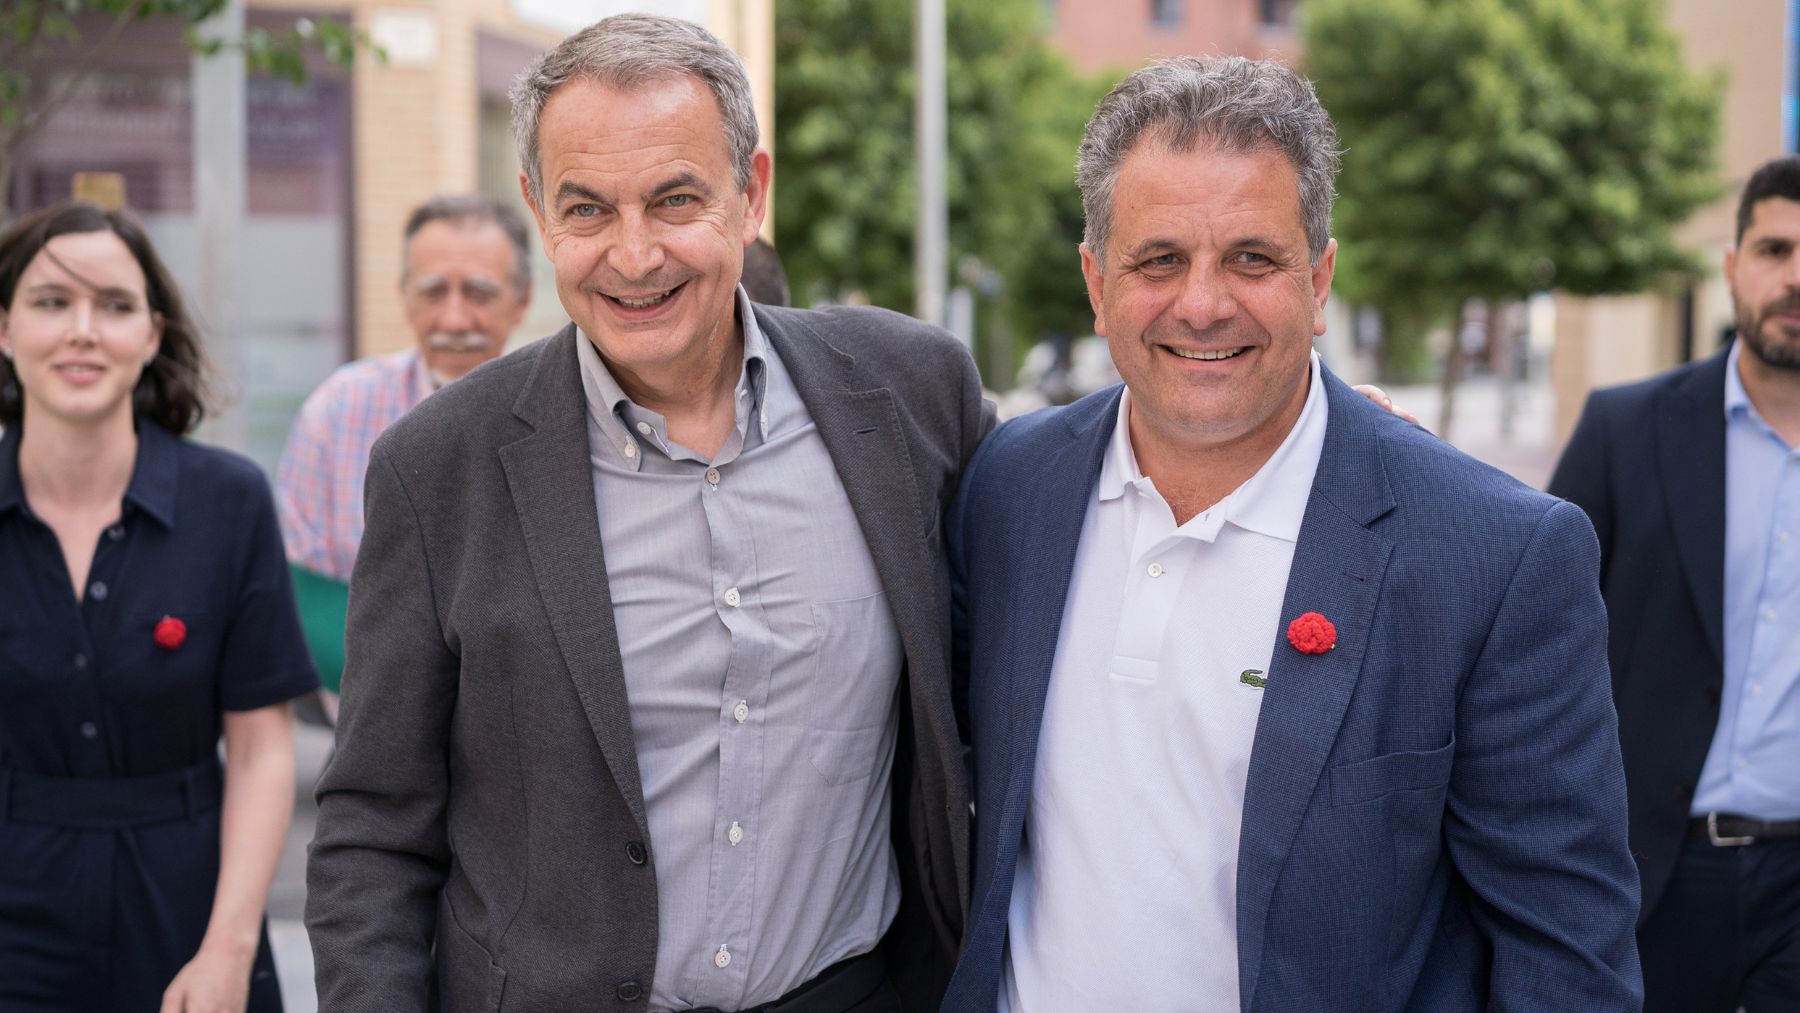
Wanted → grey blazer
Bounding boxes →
[305,305,990,1012]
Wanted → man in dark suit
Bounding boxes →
[1548,155,1800,1013]
[942,56,1641,1012]
[305,15,987,1011]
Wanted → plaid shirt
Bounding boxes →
[275,349,435,582]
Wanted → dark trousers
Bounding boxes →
[1640,835,1800,1013]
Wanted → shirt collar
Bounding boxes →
[1725,339,1754,421]
[0,417,178,528]
[576,286,768,467]
[407,348,438,404]
[1099,351,1328,543]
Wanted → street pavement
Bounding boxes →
[261,373,1565,1010]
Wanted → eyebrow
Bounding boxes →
[647,171,711,202]
[24,280,140,302]
[411,273,504,292]
[554,181,609,209]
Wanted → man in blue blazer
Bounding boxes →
[1548,156,1800,1012]
[942,56,1641,1012]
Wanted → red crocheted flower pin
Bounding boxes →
[154,615,187,651]
[1286,611,1336,655]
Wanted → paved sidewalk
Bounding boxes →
[270,721,330,1012]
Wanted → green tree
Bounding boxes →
[1304,0,1721,385]
[0,0,372,212]
[774,0,1106,386]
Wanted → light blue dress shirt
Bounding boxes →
[1691,341,1800,820]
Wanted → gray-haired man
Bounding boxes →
[305,14,986,1013]
[943,55,1640,1011]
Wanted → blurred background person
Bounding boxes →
[0,201,316,1010]
[273,196,530,710]
[742,235,791,306]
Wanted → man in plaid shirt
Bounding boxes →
[275,195,533,694]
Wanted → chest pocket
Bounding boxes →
[805,591,904,785]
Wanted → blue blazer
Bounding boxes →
[942,371,1642,1012]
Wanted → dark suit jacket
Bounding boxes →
[943,371,1642,1012]
[1547,348,1730,922]
[305,306,990,1012]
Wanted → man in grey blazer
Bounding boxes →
[305,15,988,1012]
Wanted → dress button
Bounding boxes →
[727,821,743,846]
[724,587,740,607]
[623,441,638,459]
[616,979,643,1001]
[73,653,88,671]
[1147,562,1165,578]
[88,581,108,602]
[636,421,652,436]
[79,722,98,740]
[732,701,750,723]
[625,841,647,865]
[705,467,721,487]
[106,525,125,541]
[713,944,732,969]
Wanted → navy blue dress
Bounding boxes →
[0,422,318,1010]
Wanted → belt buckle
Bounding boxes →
[1707,811,1757,847]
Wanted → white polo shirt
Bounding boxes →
[1000,353,1329,1012]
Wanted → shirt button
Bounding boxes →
[724,587,741,607]
[623,441,637,459]
[1779,531,1791,543]
[1147,562,1165,578]
[616,979,643,1002]
[727,821,743,846]
[732,701,750,723]
[1750,683,1763,697]
[705,467,721,487]
[1765,608,1778,622]
[88,581,108,602]
[759,408,769,431]
[635,421,652,435]
[106,525,125,541]
[73,653,88,671]
[80,721,98,739]
[713,944,732,969]
[1738,759,1749,770]
[625,840,647,865]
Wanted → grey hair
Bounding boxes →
[402,194,534,299]
[509,14,759,207]
[1077,55,1341,263]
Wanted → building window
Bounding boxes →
[1260,0,1301,26]
[1151,0,1182,29]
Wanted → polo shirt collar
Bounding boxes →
[1099,351,1327,544]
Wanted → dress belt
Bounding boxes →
[1688,811,1800,846]
[686,948,887,1013]
[0,758,223,829]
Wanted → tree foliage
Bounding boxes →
[0,0,373,211]
[773,0,1106,382]
[1304,0,1722,328]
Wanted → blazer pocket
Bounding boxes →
[1329,739,1456,807]
[437,896,507,1012]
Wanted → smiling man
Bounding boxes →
[305,14,988,1013]
[942,56,1641,1011]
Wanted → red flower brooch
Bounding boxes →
[154,615,187,651]
[1286,611,1336,654]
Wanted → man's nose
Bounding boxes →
[1172,264,1239,332]
[437,289,476,333]
[608,212,667,281]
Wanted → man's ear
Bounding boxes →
[741,149,774,244]
[521,172,554,259]
[1310,238,1337,338]
[1079,242,1108,337]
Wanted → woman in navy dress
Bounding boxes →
[0,202,317,1011]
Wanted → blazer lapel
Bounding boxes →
[1653,351,1728,666]
[496,326,649,837]
[999,392,1119,828]
[1236,374,1396,1010]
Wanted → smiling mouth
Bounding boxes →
[1168,346,1246,361]
[607,284,682,310]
